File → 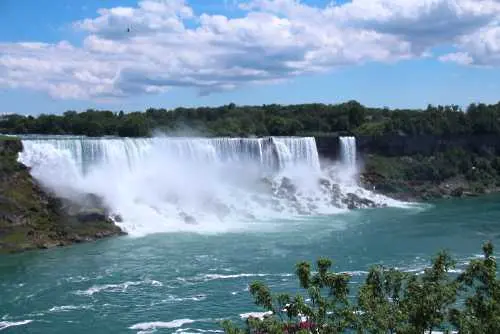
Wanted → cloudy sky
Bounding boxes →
[0,0,499,114]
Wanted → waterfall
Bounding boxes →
[18,136,330,234]
[18,135,401,235]
[339,136,358,184]
[20,137,321,174]
[339,136,356,169]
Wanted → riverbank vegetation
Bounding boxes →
[1,101,500,138]
[0,139,123,253]
[361,148,500,200]
[222,242,500,334]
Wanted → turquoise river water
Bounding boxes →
[1,195,500,333]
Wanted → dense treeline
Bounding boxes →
[1,101,500,137]
[223,242,500,333]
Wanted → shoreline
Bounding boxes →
[0,138,124,254]
[360,175,500,202]
[3,134,500,254]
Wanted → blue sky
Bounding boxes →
[0,0,499,115]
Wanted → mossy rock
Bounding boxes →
[0,138,124,254]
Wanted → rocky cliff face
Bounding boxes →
[356,134,500,157]
[314,135,500,201]
[315,134,500,160]
[0,137,124,253]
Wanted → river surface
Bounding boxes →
[1,195,500,333]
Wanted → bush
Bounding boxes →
[222,242,500,334]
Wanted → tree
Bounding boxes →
[2,100,500,138]
[357,267,408,333]
[222,258,355,334]
[222,243,499,334]
[403,251,458,333]
[450,241,500,333]
[345,100,366,128]
[117,114,150,137]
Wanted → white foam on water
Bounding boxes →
[130,319,196,331]
[48,305,92,313]
[18,136,409,236]
[194,272,293,282]
[175,330,223,334]
[74,279,162,296]
[159,294,207,303]
[239,311,273,320]
[0,320,33,331]
[341,270,369,277]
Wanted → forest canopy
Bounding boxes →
[1,101,500,138]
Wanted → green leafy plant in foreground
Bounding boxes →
[222,242,500,333]
[450,242,500,333]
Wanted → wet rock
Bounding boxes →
[180,212,198,225]
[342,193,378,210]
[185,216,197,225]
[41,242,62,249]
[111,214,123,223]
[319,178,331,188]
[94,230,120,239]
[307,203,318,212]
[260,177,274,188]
[83,193,104,209]
[214,202,231,218]
[0,213,26,226]
[71,235,93,243]
[281,177,297,194]
[75,211,108,223]
[331,184,341,199]
[271,198,280,207]
[450,187,464,197]
[244,213,256,220]
[276,190,286,199]
[62,193,108,216]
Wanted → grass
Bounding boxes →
[0,135,20,141]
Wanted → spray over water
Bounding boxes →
[18,136,402,235]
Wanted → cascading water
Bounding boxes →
[339,136,358,185]
[18,136,402,235]
[340,137,356,169]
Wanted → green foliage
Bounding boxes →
[357,267,408,333]
[363,147,500,199]
[1,101,500,137]
[353,121,388,136]
[450,241,500,333]
[0,138,122,253]
[403,251,458,333]
[0,135,19,141]
[222,243,500,334]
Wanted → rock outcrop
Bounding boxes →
[314,134,500,161]
[0,137,124,254]
[315,135,500,201]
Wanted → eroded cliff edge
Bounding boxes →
[316,135,500,201]
[0,137,123,253]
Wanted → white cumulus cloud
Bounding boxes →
[0,0,499,100]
